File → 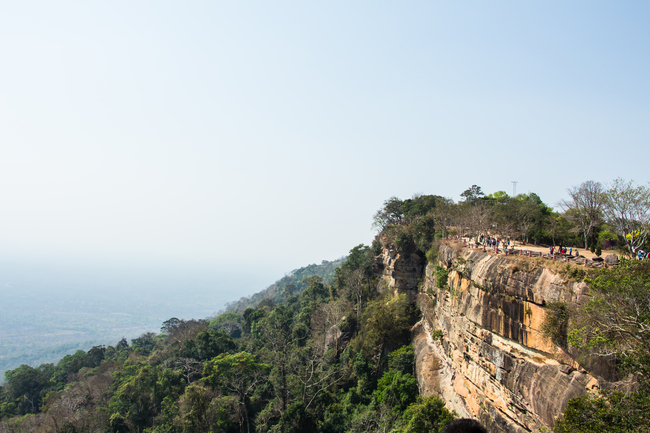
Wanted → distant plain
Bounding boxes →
[0,257,278,380]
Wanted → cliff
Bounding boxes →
[375,242,616,433]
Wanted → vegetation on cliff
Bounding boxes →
[374,179,649,258]
[225,258,347,313]
[369,182,650,432]
[555,259,650,433]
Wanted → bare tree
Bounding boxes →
[431,198,457,239]
[560,180,604,249]
[348,268,366,322]
[464,202,493,241]
[175,357,202,384]
[602,178,650,255]
[311,298,350,347]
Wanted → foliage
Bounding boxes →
[554,389,650,433]
[560,180,604,250]
[373,194,443,232]
[558,259,650,432]
[225,258,346,313]
[387,345,415,375]
[559,264,585,282]
[364,294,417,360]
[434,265,449,290]
[425,245,439,264]
[460,185,485,204]
[540,302,569,348]
[395,395,456,433]
[601,178,650,255]
[375,371,418,414]
[569,260,650,359]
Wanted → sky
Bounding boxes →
[1,1,649,289]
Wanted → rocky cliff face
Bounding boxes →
[376,243,610,433]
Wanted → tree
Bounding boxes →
[431,198,457,239]
[559,259,650,432]
[460,185,484,204]
[161,318,208,350]
[375,371,418,414]
[176,384,218,433]
[395,396,456,433]
[373,197,405,231]
[364,294,414,367]
[203,352,270,433]
[131,333,157,355]
[515,193,551,244]
[602,178,650,255]
[460,201,492,240]
[348,269,367,322]
[180,330,235,361]
[561,180,604,249]
[570,259,650,360]
[3,365,50,415]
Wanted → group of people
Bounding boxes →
[549,244,575,256]
[638,250,650,260]
[479,235,510,249]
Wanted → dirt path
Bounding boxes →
[463,238,620,260]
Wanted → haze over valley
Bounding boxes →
[0,258,280,379]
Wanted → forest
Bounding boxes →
[1,179,649,433]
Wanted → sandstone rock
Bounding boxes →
[604,254,619,265]
[377,243,622,433]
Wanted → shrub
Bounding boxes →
[395,396,456,433]
[388,345,415,375]
[434,265,449,290]
[426,247,437,264]
[375,371,418,414]
[541,301,569,348]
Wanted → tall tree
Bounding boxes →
[460,185,485,204]
[372,197,404,231]
[431,198,457,239]
[602,178,650,255]
[560,180,604,249]
[203,352,270,433]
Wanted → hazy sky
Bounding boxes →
[1,1,649,277]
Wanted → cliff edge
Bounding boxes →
[375,242,614,433]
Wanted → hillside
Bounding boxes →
[1,186,649,433]
[224,257,346,313]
